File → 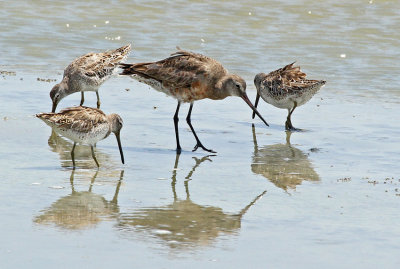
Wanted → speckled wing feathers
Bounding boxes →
[263,63,325,97]
[36,106,108,134]
[65,44,131,82]
[120,49,222,89]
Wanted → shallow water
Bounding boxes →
[1,0,400,268]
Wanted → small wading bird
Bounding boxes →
[50,44,131,112]
[120,49,269,154]
[253,62,326,131]
[36,106,124,168]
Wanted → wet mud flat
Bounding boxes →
[1,70,399,268]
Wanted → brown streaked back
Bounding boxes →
[258,63,326,97]
[36,106,108,133]
[66,44,131,80]
[119,49,227,90]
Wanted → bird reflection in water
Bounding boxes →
[33,169,124,229]
[47,130,116,169]
[117,154,266,250]
[251,125,320,191]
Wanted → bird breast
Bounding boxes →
[54,124,111,145]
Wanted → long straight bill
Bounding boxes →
[252,93,261,119]
[241,93,269,127]
[52,101,57,113]
[115,132,125,164]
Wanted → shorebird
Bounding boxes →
[36,106,124,168]
[120,49,269,154]
[50,44,131,112]
[253,62,326,131]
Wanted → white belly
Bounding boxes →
[261,94,296,110]
[53,125,110,145]
[260,85,323,110]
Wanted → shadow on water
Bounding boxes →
[48,130,117,169]
[116,153,266,250]
[33,170,124,230]
[251,125,320,192]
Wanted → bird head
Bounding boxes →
[254,73,266,90]
[50,81,68,112]
[219,74,269,127]
[109,114,125,164]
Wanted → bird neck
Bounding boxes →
[212,76,231,100]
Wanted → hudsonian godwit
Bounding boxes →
[120,49,269,154]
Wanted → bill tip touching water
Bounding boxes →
[50,44,131,113]
[252,62,325,131]
[4,3,399,265]
[120,48,269,154]
[38,45,326,167]
[36,106,125,168]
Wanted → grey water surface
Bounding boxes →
[1,0,399,268]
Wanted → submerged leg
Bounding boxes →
[173,101,182,154]
[186,103,216,153]
[285,101,298,131]
[96,91,101,109]
[252,93,261,119]
[71,142,77,169]
[285,109,292,130]
[91,145,100,168]
[80,91,85,106]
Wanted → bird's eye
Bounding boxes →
[235,84,241,90]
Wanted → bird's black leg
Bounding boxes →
[174,101,182,154]
[91,145,100,168]
[285,110,292,130]
[186,103,216,153]
[80,92,85,106]
[285,101,298,131]
[96,91,101,109]
[71,142,77,169]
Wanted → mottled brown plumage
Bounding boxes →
[254,63,326,131]
[36,106,124,168]
[38,106,108,133]
[120,50,229,102]
[50,44,131,112]
[120,49,269,153]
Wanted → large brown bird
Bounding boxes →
[120,49,269,154]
